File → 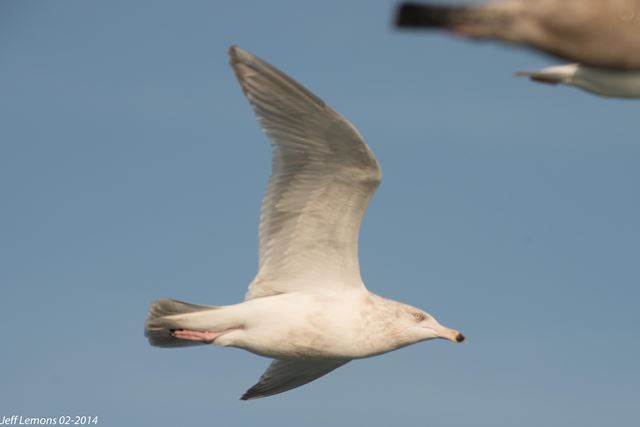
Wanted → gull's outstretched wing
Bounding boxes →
[229,46,381,300]
[396,0,640,70]
[241,359,350,400]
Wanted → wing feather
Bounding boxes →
[241,359,350,400]
[229,46,381,299]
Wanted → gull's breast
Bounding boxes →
[224,291,395,359]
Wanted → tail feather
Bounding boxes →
[395,1,521,40]
[396,3,475,28]
[149,298,214,318]
[515,70,562,85]
[145,299,219,348]
[515,64,578,85]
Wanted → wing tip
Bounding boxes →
[228,45,255,96]
[229,45,259,70]
[228,45,244,69]
[228,45,246,61]
[239,385,266,401]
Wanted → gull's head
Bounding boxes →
[401,306,466,344]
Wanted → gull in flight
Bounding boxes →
[395,0,640,98]
[395,0,640,70]
[145,46,466,400]
[516,64,640,99]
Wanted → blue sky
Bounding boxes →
[1,1,639,426]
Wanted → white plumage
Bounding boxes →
[145,46,464,400]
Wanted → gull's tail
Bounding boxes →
[395,2,518,38]
[145,299,222,348]
[396,3,477,27]
[515,64,579,85]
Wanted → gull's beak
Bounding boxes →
[436,325,466,343]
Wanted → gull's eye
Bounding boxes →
[412,312,427,321]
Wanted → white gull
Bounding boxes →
[145,46,465,400]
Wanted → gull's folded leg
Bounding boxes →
[170,329,230,343]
